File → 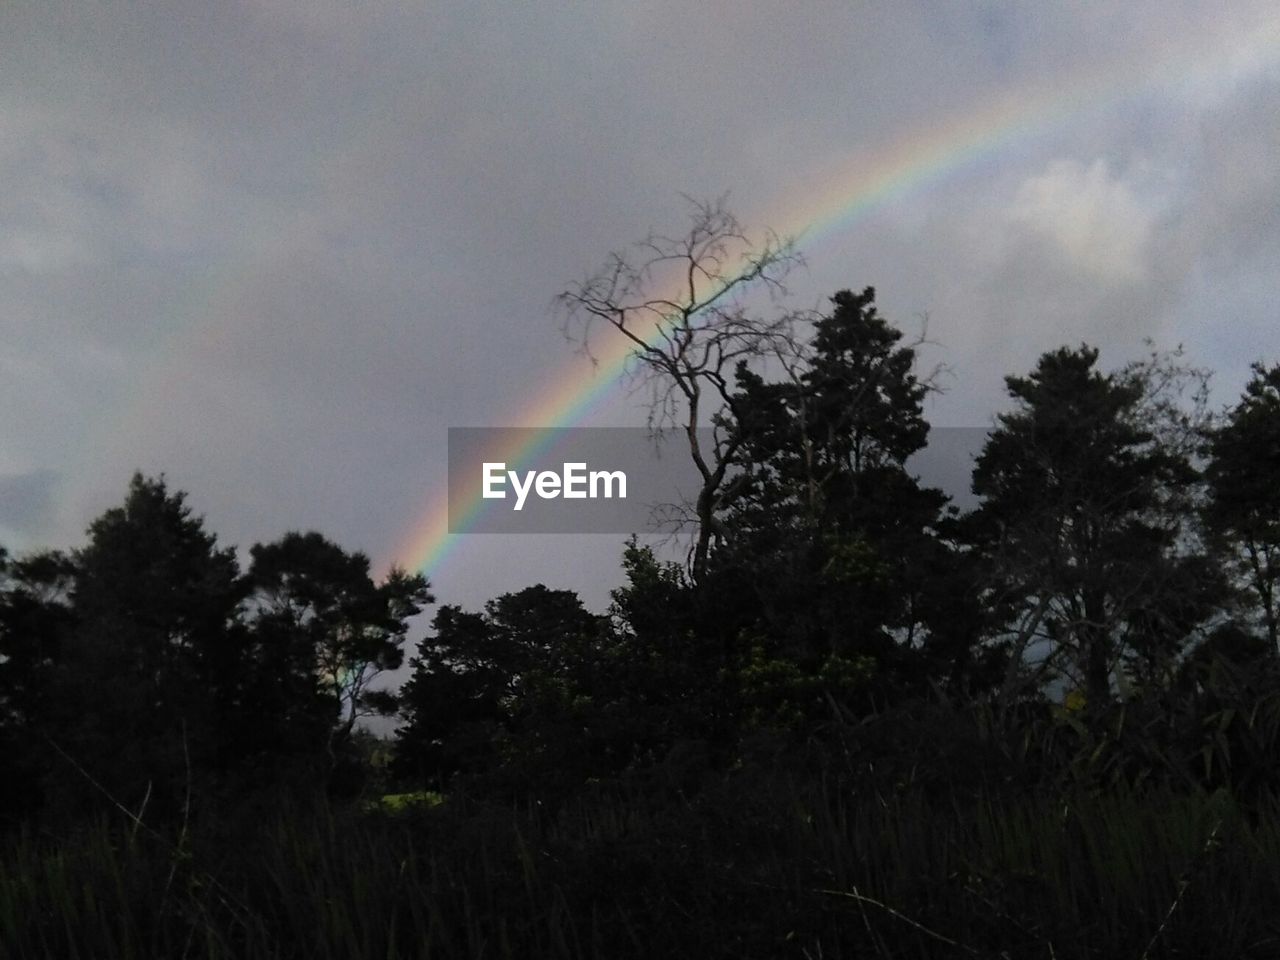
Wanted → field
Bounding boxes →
[4,776,1278,959]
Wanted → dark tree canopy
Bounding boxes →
[395,584,604,791]
[0,475,434,820]
[1204,362,1280,654]
[700,288,963,713]
[971,345,1219,708]
[8,219,1280,956]
[247,530,431,768]
[41,474,247,817]
[2,279,1276,869]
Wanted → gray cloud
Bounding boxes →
[0,470,60,540]
[1,0,1278,612]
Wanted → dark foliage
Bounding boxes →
[3,282,1279,956]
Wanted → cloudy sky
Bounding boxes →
[2,1,1278,614]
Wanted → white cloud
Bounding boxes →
[1006,158,1163,283]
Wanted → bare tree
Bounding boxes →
[557,196,804,581]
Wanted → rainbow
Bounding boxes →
[390,16,1280,582]
[389,20,1280,586]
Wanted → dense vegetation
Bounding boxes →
[2,280,1278,957]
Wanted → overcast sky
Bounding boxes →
[2,1,1278,616]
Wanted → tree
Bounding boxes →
[0,549,74,732]
[604,539,745,755]
[2,476,429,817]
[45,474,247,817]
[1204,362,1280,654]
[970,346,1218,709]
[720,287,940,540]
[0,547,76,821]
[558,196,803,580]
[394,584,604,791]
[700,288,977,712]
[247,531,431,767]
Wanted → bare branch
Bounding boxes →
[557,196,804,580]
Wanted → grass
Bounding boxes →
[362,791,445,815]
[3,779,1280,958]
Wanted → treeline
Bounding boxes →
[0,489,431,824]
[2,287,1279,957]
[2,287,1276,822]
[397,288,1280,803]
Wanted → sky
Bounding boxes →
[2,1,1279,620]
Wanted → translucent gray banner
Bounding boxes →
[447,427,988,534]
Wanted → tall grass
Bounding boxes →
[3,781,1280,958]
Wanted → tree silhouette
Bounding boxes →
[46,474,246,817]
[395,584,602,790]
[1205,362,1280,655]
[705,289,965,713]
[971,346,1217,709]
[558,196,804,580]
[247,531,431,768]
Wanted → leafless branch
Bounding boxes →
[557,196,804,580]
